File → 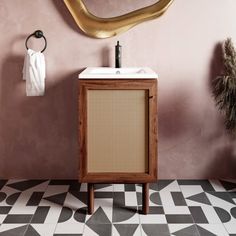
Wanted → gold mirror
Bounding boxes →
[64,0,174,38]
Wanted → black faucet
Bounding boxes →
[115,41,122,68]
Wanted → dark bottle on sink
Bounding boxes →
[115,41,122,68]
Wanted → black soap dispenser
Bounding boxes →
[115,41,122,68]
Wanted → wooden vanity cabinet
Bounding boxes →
[78,79,157,214]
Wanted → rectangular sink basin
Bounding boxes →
[79,67,158,79]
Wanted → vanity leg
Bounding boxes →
[142,183,149,214]
[88,183,94,215]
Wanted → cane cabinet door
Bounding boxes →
[78,79,157,183]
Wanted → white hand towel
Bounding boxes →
[22,49,46,96]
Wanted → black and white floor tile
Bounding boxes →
[0,179,236,235]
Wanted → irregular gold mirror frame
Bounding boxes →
[63,0,174,39]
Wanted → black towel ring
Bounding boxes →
[25,30,47,53]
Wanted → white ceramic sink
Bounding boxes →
[78,67,158,79]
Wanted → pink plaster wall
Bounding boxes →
[0,0,236,179]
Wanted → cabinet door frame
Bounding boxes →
[78,79,157,183]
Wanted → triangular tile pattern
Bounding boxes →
[0,179,236,235]
[86,207,111,225]
[158,180,175,191]
[149,183,159,191]
[24,181,49,193]
[69,191,87,205]
[64,192,87,210]
[85,197,113,223]
[196,224,229,236]
[207,192,235,205]
[114,224,138,236]
[7,180,47,191]
[43,185,69,199]
[187,192,211,205]
[43,192,67,206]
[178,180,215,191]
[83,225,98,236]
[86,223,112,236]
[196,225,216,236]
[24,225,40,236]
[0,224,28,236]
[94,184,112,191]
[172,224,199,236]
[31,224,57,236]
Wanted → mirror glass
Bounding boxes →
[83,0,157,17]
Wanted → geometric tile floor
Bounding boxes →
[0,179,236,236]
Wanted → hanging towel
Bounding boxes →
[22,48,46,96]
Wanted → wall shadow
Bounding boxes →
[0,54,82,179]
[101,46,111,67]
[205,145,236,179]
[158,88,200,140]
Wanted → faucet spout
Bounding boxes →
[115,41,122,68]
